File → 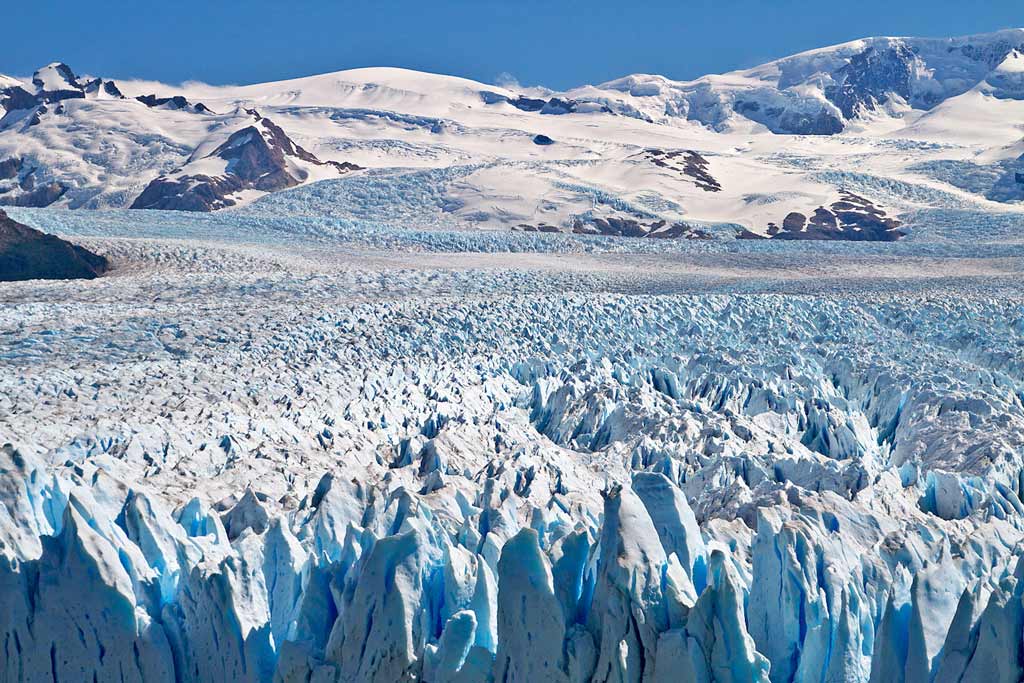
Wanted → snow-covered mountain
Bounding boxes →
[130,111,361,211]
[2,29,1024,238]
[573,30,1024,133]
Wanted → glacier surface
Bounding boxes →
[3,28,1024,681]
[0,212,1022,681]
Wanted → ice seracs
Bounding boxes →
[0,27,1024,683]
[1,282,1024,681]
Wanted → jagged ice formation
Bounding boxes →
[1,235,1023,681]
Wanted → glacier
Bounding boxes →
[3,26,1024,683]
[1,223,1022,681]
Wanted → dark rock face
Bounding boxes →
[137,94,188,109]
[1,64,124,134]
[507,96,546,112]
[31,63,86,104]
[2,181,67,208]
[83,78,124,99]
[0,85,37,114]
[136,94,210,112]
[951,39,1024,70]
[515,223,562,233]
[758,192,905,241]
[825,45,917,117]
[130,175,244,212]
[776,110,844,135]
[569,216,711,239]
[733,99,844,135]
[642,149,722,192]
[131,118,361,212]
[0,158,19,180]
[0,209,108,281]
[532,134,555,145]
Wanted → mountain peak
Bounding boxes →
[32,62,81,94]
[130,116,360,211]
[994,48,1024,73]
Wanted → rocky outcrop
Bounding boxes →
[825,45,918,117]
[742,191,905,241]
[0,84,37,115]
[0,209,108,281]
[1,63,126,134]
[24,62,124,104]
[481,91,611,115]
[733,99,845,135]
[131,117,361,211]
[31,62,85,103]
[136,94,212,113]
[571,215,712,239]
[83,78,124,99]
[642,149,722,192]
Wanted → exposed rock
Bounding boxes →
[776,109,845,135]
[736,229,767,240]
[825,45,918,117]
[516,223,562,233]
[533,134,555,145]
[2,63,123,124]
[136,93,211,113]
[0,209,108,281]
[481,91,610,115]
[571,215,712,239]
[0,85,37,115]
[734,99,845,135]
[131,117,361,211]
[1,180,67,207]
[763,192,905,241]
[83,78,125,99]
[31,62,86,103]
[642,149,722,192]
[0,157,19,180]
[0,157,69,207]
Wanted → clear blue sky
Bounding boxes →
[7,1,1023,89]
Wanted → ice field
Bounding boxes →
[2,28,1024,683]
[1,197,1023,681]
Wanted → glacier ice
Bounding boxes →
[0,222,1023,683]
[8,28,1024,682]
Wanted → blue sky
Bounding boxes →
[7,1,1023,89]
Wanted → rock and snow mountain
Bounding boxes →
[2,30,1024,237]
[2,28,1024,683]
[130,112,361,211]
[572,30,1024,133]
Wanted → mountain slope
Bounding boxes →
[570,29,1024,134]
[0,30,1023,238]
[130,113,360,211]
